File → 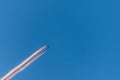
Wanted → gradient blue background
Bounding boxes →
[0,0,118,80]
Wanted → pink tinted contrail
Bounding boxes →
[1,45,48,80]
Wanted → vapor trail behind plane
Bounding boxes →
[1,45,48,80]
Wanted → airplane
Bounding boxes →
[0,45,49,80]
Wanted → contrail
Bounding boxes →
[1,45,49,80]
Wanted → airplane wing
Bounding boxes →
[1,45,49,80]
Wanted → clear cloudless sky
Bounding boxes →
[0,0,119,80]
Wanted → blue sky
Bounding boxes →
[0,0,119,80]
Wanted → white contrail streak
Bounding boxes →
[1,45,48,80]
